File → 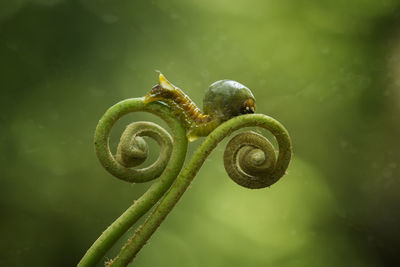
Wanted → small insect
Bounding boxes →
[144,73,256,142]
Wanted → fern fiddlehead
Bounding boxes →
[78,99,188,266]
[79,74,292,267]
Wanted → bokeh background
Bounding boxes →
[2,0,400,266]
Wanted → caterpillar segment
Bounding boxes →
[144,73,256,142]
[144,73,214,142]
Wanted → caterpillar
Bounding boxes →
[144,73,256,142]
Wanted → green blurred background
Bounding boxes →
[2,0,400,266]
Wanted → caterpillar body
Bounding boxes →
[144,73,256,142]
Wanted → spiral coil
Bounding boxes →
[80,96,292,267]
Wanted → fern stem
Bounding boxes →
[78,98,187,267]
[109,113,292,266]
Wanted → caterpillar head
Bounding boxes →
[203,80,256,121]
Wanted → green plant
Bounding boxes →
[78,75,292,266]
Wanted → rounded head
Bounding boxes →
[203,80,256,121]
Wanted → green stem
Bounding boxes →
[79,96,292,267]
[109,114,292,266]
[78,98,188,267]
